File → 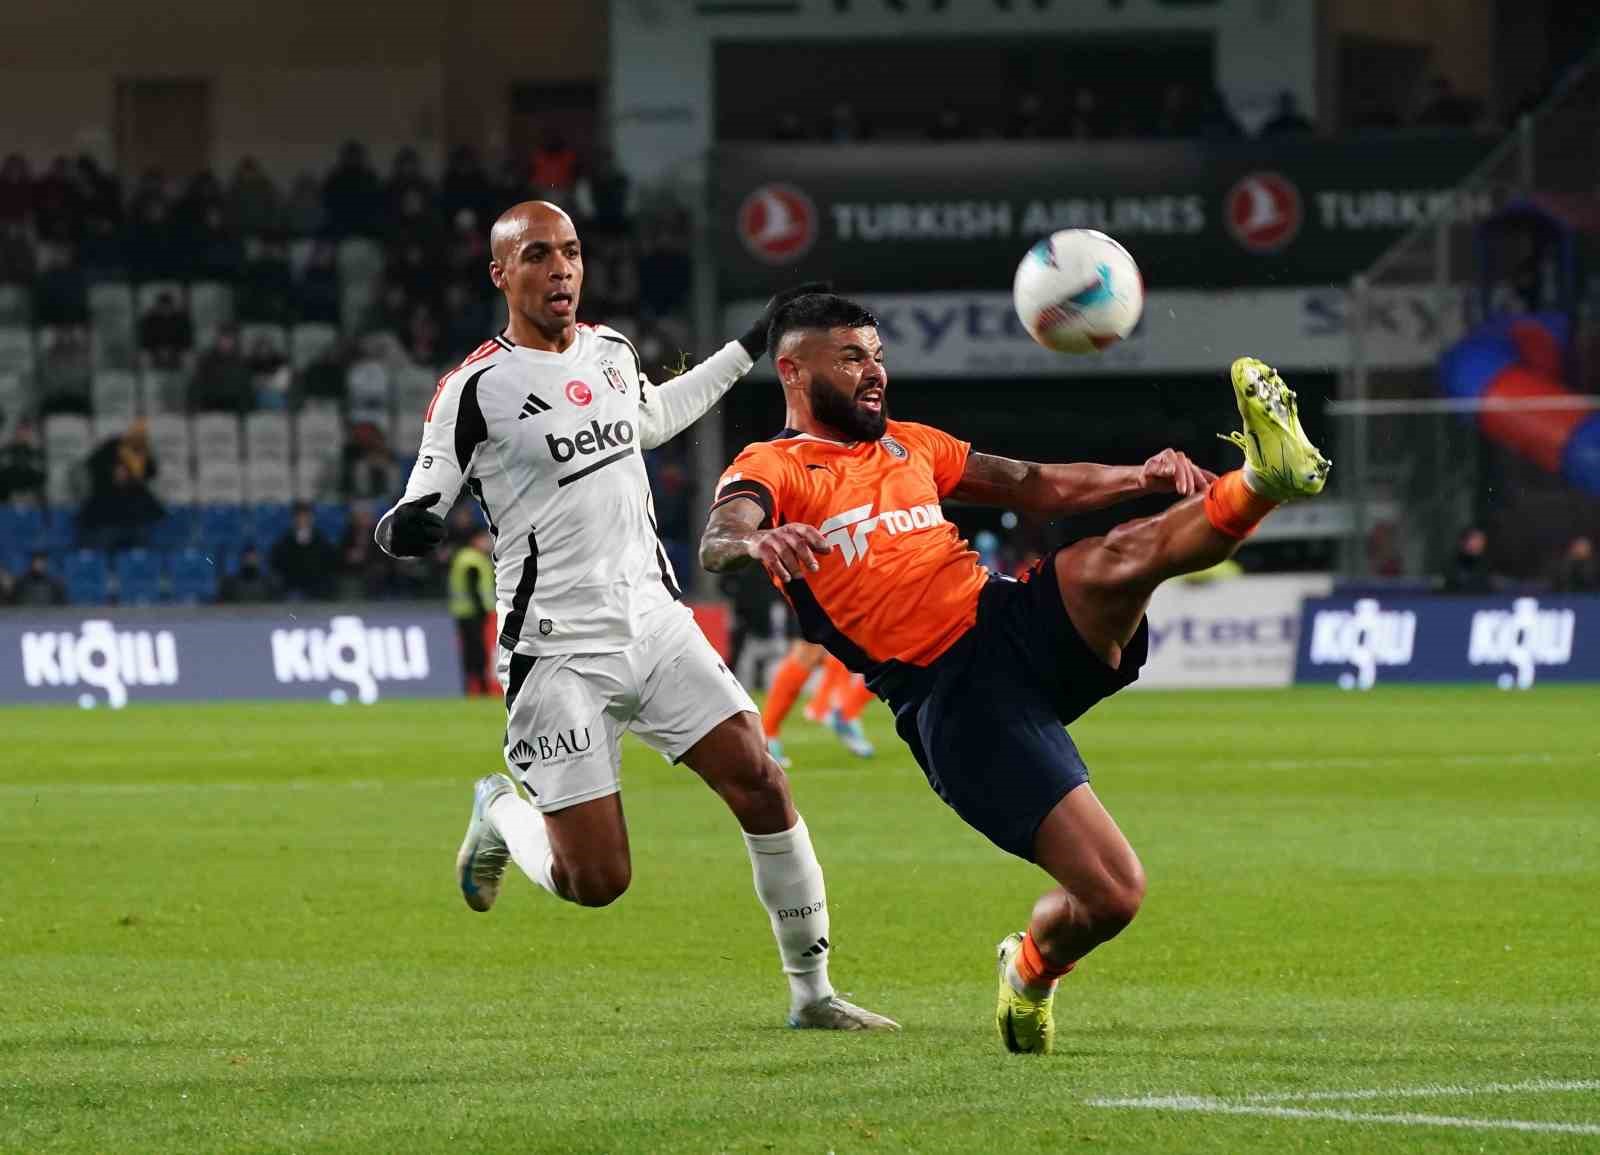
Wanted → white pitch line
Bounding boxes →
[1086,1096,1600,1136]
[1243,1078,1600,1104]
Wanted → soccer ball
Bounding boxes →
[1012,229,1144,354]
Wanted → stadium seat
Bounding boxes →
[169,548,220,603]
[145,414,196,504]
[0,283,31,325]
[91,370,138,424]
[0,506,46,550]
[87,282,136,370]
[193,412,242,462]
[313,502,349,544]
[62,549,111,605]
[150,507,195,550]
[196,459,245,504]
[42,414,92,505]
[188,282,235,348]
[91,411,132,444]
[0,325,36,377]
[290,322,339,370]
[389,408,423,455]
[245,459,294,504]
[346,359,391,426]
[244,410,291,462]
[45,507,77,550]
[0,373,28,427]
[114,548,164,605]
[135,281,186,315]
[238,322,289,360]
[197,505,247,551]
[140,367,187,415]
[293,410,344,501]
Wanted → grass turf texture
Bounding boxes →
[3,687,1597,1153]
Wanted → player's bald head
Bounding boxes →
[490,200,576,263]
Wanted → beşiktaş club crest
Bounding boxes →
[881,436,908,459]
[601,361,629,395]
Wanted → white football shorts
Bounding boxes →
[496,602,757,813]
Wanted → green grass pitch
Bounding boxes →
[3,687,1598,1153]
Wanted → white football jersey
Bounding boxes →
[377,324,753,655]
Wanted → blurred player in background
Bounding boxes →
[378,209,894,1031]
[448,525,499,696]
[701,293,1328,1053]
[762,639,876,768]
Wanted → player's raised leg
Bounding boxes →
[997,358,1330,1053]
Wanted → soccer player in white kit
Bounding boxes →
[376,201,895,1031]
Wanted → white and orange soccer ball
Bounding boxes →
[1012,229,1144,354]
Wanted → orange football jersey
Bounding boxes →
[713,420,988,672]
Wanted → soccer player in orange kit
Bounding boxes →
[700,294,1328,1053]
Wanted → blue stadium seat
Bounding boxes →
[313,502,349,544]
[62,549,111,605]
[250,503,293,550]
[197,505,246,552]
[150,507,195,550]
[114,548,164,605]
[44,508,76,549]
[169,548,220,603]
[0,506,46,550]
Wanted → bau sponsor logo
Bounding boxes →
[270,615,431,704]
[1468,597,1575,689]
[20,619,179,708]
[1308,598,1417,689]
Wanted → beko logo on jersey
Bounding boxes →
[546,419,636,463]
[818,502,945,565]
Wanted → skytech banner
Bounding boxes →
[715,136,1496,297]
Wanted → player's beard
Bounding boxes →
[808,375,888,442]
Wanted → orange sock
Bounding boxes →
[809,657,852,717]
[762,656,811,738]
[1015,931,1075,989]
[837,675,875,723]
[1203,469,1279,540]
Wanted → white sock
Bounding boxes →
[1241,462,1269,495]
[488,790,559,897]
[744,815,835,1012]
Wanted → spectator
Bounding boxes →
[386,184,440,252]
[32,156,80,244]
[441,146,496,230]
[1003,92,1049,140]
[35,324,93,414]
[339,421,399,501]
[219,544,278,602]
[444,208,489,290]
[31,243,87,325]
[174,169,226,244]
[138,291,193,369]
[0,219,35,282]
[1415,75,1480,129]
[73,155,121,229]
[226,156,282,236]
[322,140,384,238]
[362,283,412,338]
[188,325,256,413]
[389,239,438,311]
[237,237,294,322]
[1443,526,1495,593]
[0,419,47,504]
[1260,90,1314,136]
[440,282,493,362]
[79,213,127,280]
[296,240,342,324]
[188,205,244,281]
[283,171,325,235]
[127,198,181,280]
[0,153,31,228]
[529,130,579,204]
[245,332,294,410]
[12,551,66,607]
[639,221,691,320]
[405,300,441,364]
[79,419,164,550]
[385,147,434,230]
[336,504,391,599]
[449,526,497,695]
[1551,536,1598,592]
[574,150,632,234]
[1065,87,1104,140]
[269,500,338,599]
[295,343,350,409]
[127,167,169,231]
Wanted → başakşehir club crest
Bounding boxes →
[882,437,908,459]
[738,183,817,264]
[1224,172,1303,254]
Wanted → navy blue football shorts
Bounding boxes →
[870,552,1149,862]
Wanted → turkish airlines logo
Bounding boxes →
[1225,172,1302,253]
[738,183,817,264]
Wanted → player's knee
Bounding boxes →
[565,859,632,908]
[722,743,791,820]
[1085,869,1146,935]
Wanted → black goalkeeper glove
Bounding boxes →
[737,281,832,360]
[386,492,447,557]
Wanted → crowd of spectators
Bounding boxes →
[767,76,1488,144]
[1438,525,1600,594]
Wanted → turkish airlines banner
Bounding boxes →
[714,136,1496,296]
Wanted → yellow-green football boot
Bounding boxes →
[1222,358,1331,501]
[995,932,1055,1055]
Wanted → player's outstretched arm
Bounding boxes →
[700,496,830,582]
[374,373,477,557]
[948,449,1214,514]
